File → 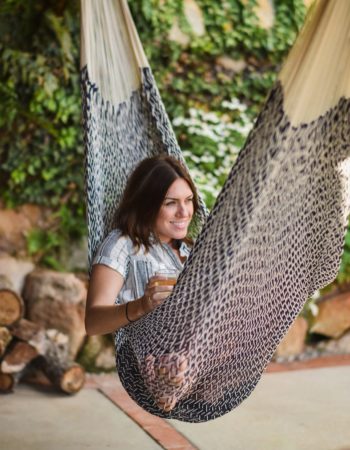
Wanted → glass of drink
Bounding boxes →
[154,269,179,286]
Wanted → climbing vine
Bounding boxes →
[2,0,348,282]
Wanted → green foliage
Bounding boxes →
[1,0,350,282]
[0,0,85,263]
[337,223,350,283]
[26,228,63,270]
[76,334,115,373]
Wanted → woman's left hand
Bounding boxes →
[142,275,175,313]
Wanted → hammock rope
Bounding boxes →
[81,0,350,422]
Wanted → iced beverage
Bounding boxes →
[154,269,178,286]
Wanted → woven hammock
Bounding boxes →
[81,0,350,422]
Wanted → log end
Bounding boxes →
[60,365,86,394]
[0,372,17,393]
[0,289,25,326]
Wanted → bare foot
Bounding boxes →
[141,351,192,412]
[157,353,188,385]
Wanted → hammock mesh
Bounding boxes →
[81,0,350,422]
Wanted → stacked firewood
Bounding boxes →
[0,277,85,394]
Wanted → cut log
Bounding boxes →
[44,329,70,361]
[41,329,85,394]
[0,316,85,394]
[0,289,25,326]
[47,362,85,394]
[24,327,84,394]
[0,371,22,393]
[0,326,12,357]
[23,269,87,359]
[9,318,48,355]
[9,318,42,342]
[1,341,38,374]
[311,292,350,338]
[21,365,52,388]
[10,319,68,358]
[275,317,308,358]
[35,356,85,394]
[0,372,14,392]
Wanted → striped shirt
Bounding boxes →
[92,229,191,304]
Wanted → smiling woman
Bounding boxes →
[81,0,350,422]
[155,179,194,243]
[85,154,199,335]
[85,154,200,412]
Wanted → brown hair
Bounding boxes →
[114,155,199,250]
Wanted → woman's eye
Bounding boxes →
[164,198,193,206]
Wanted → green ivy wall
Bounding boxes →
[0,0,349,281]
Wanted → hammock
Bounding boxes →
[81,0,350,422]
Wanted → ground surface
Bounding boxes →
[1,355,350,450]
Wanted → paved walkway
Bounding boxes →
[1,356,350,450]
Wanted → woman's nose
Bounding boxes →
[176,203,187,217]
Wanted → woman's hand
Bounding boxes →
[142,275,176,314]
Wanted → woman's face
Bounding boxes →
[155,178,194,243]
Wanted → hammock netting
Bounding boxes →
[81,0,350,422]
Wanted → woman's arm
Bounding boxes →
[85,264,174,335]
[85,264,143,335]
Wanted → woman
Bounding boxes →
[85,155,199,336]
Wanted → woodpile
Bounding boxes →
[310,291,350,338]
[0,277,85,395]
[23,269,87,359]
[275,316,308,358]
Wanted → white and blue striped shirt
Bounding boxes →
[92,229,191,304]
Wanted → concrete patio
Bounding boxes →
[1,357,350,450]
